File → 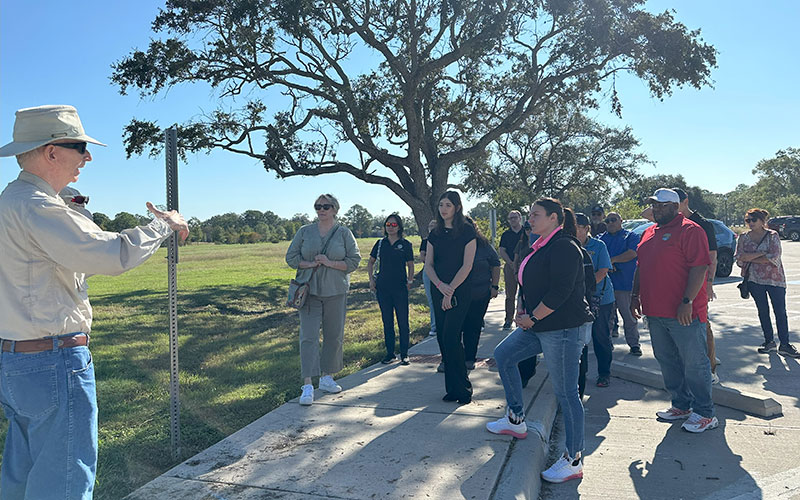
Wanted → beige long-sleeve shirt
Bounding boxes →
[0,171,174,340]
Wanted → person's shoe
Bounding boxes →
[656,407,693,420]
[299,384,314,406]
[436,362,445,373]
[629,346,643,356]
[711,372,720,385]
[318,375,342,393]
[758,340,777,353]
[502,322,512,330]
[381,354,396,364]
[778,343,800,359]
[715,356,722,366]
[596,376,610,388]
[465,360,476,371]
[400,356,410,365]
[429,329,437,336]
[486,411,528,439]
[442,394,471,404]
[541,454,583,483]
[681,412,719,433]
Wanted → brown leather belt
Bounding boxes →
[1,335,89,353]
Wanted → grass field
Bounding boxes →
[0,238,434,499]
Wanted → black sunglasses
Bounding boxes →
[71,196,89,205]
[314,204,334,211]
[52,142,88,154]
[744,218,760,223]
[604,218,619,223]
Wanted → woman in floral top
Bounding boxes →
[735,208,799,358]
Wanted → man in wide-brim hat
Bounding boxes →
[0,105,189,499]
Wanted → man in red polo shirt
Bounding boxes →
[631,188,717,433]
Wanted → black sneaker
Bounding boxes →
[465,360,476,371]
[778,344,800,359]
[596,376,610,387]
[758,341,777,353]
[502,322,512,330]
[436,362,445,373]
[400,356,410,365]
[629,346,643,356]
[381,355,396,364]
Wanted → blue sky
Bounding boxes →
[2,1,798,222]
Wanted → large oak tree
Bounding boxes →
[112,0,716,232]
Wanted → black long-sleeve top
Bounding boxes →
[519,231,592,332]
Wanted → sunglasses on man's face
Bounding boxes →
[71,196,89,205]
[385,222,399,227]
[53,142,88,154]
[314,204,334,211]
[604,218,619,223]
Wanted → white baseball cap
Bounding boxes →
[646,188,680,204]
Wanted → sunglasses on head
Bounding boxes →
[385,222,399,227]
[314,204,334,211]
[71,196,89,205]
[52,142,88,154]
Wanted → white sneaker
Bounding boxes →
[656,407,692,420]
[319,375,342,393]
[541,454,583,483]
[681,412,719,433]
[711,372,720,385]
[486,411,528,439]
[429,329,437,336]
[299,384,314,405]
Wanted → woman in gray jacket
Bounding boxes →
[286,194,361,405]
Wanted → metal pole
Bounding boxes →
[489,209,497,242]
[164,127,181,460]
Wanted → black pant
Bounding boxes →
[461,292,491,362]
[377,286,410,357]
[432,287,473,400]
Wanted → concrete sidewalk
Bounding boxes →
[127,296,560,500]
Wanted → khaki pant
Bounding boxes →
[299,293,346,380]
[503,263,518,324]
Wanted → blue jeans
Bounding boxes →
[494,326,584,457]
[377,286,410,357]
[592,303,615,377]
[748,282,790,346]
[0,337,97,500]
[422,270,436,333]
[647,317,714,418]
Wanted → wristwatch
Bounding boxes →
[681,297,692,305]
[530,315,540,325]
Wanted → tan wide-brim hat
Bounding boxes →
[0,104,106,157]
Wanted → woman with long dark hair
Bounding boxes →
[425,191,477,404]
[487,198,592,483]
[368,214,415,365]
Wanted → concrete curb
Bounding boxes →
[491,374,558,500]
[612,360,782,417]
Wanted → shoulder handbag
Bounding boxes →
[286,226,340,308]
[737,231,769,299]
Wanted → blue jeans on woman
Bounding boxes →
[748,282,790,346]
[422,270,436,333]
[0,337,97,500]
[494,326,584,457]
[377,286,410,358]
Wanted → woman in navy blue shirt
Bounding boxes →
[425,191,476,404]
[368,214,415,365]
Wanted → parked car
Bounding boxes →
[768,215,795,238]
[622,218,649,231]
[631,218,736,277]
[779,217,800,242]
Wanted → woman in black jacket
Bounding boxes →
[486,198,592,484]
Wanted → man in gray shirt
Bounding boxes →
[0,105,188,499]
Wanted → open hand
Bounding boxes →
[146,202,189,241]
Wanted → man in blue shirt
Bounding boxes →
[576,214,615,387]
[600,212,642,355]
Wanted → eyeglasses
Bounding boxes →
[744,218,760,223]
[314,204,334,211]
[52,142,88,154]
[604,218,619,223]
[71,196,89,205]
[385,222,399,227]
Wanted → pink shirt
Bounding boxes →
[518,227,562,285]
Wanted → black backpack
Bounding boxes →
[581,247,599,319]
